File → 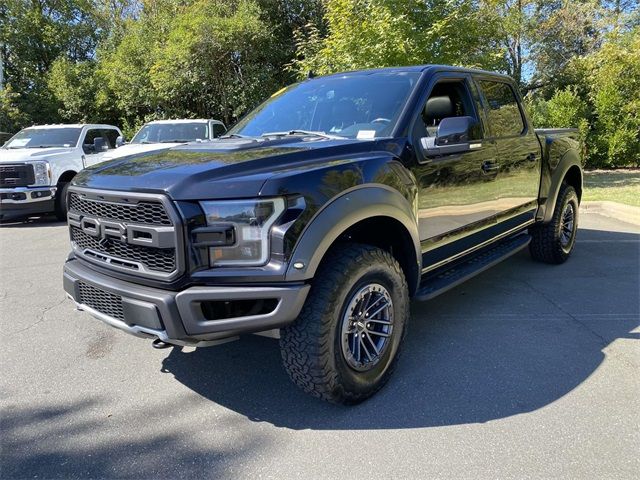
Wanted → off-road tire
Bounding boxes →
[54,182,70,221]
[529,183,579,264]
[280,243,409,405]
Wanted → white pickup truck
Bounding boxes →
[101,119,226,162]
[0,124,122,221]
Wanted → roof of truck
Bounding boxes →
[27,124,120,129]
[145,119,225,125]
[319,64,514,82]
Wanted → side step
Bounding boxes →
[415,234,531,301]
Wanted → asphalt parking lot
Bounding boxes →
[1,209,638,479]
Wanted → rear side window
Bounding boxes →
[478,80,525,137]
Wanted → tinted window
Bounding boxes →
[83,129,107,154]
[479,80,525,137]
[3,127,82,149]
[130,123,209,144]
[421,80,481,138]
[229,72,420,139]
[102,129,120,148]
[212,123,226,138]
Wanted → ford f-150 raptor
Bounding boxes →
[63,66,583,404]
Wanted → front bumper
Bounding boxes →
[0,186,56,221]
[63,258,310,347]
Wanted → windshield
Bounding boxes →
[229,72,421,139]
[131,123,209,144]
[3,127,82,149]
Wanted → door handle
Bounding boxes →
[481,160,499,173]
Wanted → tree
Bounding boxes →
[290,0,507,78]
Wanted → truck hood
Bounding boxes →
[72,136,393,200]
[0,147,75,163]
[101,142,184,161]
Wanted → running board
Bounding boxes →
[415,234,531,301]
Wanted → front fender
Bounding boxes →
[284,185,421,289]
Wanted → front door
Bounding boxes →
[409,75,500,270]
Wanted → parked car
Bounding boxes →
[63,66,583,404]
[101,119,226,162]
[0,124,123,221]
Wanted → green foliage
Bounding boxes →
[0,0,638,167]
[526,87,590,158]
[290,0,507,76]
[580,29,640,167]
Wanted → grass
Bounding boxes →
[583,169,640,207]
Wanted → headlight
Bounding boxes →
[31,161,51,186]
[199,198,285,267]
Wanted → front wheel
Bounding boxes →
[280,244,409,404]
[54,182,70,221]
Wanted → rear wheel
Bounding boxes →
[530,183,579,264]
[54,182,70,221]
[280,244,409,404]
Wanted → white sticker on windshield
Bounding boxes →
[357,130,376,140]
[10,138,29,147]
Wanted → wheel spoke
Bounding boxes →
[359,336,373,361]
[364,330,380,355]
[362,295,384,315]
[366,301,390,320]
[367,329,390,338]
[366,318,392,325]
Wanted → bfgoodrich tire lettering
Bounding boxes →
[280,243,409,404]
[529,183,579,264]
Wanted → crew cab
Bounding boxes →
[0,124,122,221]
[100,119,226,162]
[62,66,583,404]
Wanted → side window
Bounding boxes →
[83,129,102,154]
[102,129,119,148]
[212,123,226,138]
[419,80,480,139]
[83,129,110,154]
[478,80,525,137]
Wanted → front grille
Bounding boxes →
[68,193,172,226]
[71,226,176,273]
[0,164,35,187]
[78,282,125,322]
[68,189,180,280]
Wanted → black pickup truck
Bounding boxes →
[63,65,583,404]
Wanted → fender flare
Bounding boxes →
[284,185,421,291]
[542,151,583,223]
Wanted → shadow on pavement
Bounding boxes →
[1,399,260,478]
[0,214,65,229]
[161,228,639,429]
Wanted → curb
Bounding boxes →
[580,201,640,227]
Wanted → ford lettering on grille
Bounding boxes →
[67,189,181,280]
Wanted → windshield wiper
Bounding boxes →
[158,140,190,143]
[261,130,345,140]
[220,133,256,139]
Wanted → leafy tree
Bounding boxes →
[578,29,640,166]
[290,0,507,78]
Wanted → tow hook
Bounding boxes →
[152,339,172,349]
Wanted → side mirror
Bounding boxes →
[420,116,478,157]
[93,137,107,153]
[115,135,125,148]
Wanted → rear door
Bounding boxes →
[474,77,541,228]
